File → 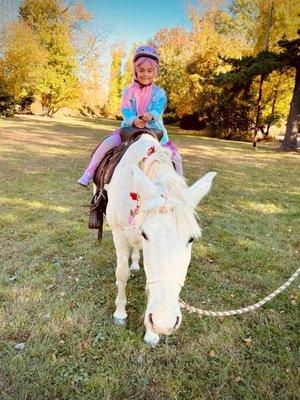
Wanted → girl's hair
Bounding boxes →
[121,57,159,115]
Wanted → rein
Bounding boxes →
[124,143,299,318]
[179,266,300,317]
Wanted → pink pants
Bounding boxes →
[85,129,183,176]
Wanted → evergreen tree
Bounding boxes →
[214,31,300,149]
[278,35,300,150]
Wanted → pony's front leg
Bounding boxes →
[112,230,130,325]
[130,246,140,271]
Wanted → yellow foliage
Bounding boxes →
[107,44,125,116]
[0,21,47,98]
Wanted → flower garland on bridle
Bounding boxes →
[128,145,171,225]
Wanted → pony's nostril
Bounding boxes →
[174,316,180,330]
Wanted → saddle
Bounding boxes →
[88,128,163,242]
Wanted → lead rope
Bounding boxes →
[179,266,300,317]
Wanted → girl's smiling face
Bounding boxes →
[136,61,156,85]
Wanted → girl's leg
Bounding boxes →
[78,131,121,186]
[163,141,183,176]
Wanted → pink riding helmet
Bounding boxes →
[133,45,159,64]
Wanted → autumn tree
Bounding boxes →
[121,46,134,89]
[149,27,193,117]
[17,0,91,115]
[0,21,46,101]
[75,25,109,116]
[184,0,298,139]
[107,44,125,116]
[182,0,250,136]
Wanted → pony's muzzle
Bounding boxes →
[148,313,182,335]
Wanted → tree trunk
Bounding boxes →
[280,67,300,151]
[266,88,278,136]
[252,75,265,147]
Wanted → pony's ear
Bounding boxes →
[132,166,157,199]
[187,172,217,207]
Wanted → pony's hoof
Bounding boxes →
[144,331,160,346]
[113,316,127,325]
[130,262,140,271]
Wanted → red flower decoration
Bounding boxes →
[147,146,155,156]
[130,192,138,201]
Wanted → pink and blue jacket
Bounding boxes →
[120,84,169,145]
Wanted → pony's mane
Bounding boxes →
[134,147,202,239]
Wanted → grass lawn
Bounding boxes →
[0,115,299,400]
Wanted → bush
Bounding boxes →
[0,94,15,117]
[179,113,206,130]
[206,103,253,141]
[163,112,179,125]
[18,96,35,114]
[97,104,110,118]
[78,104,96,117]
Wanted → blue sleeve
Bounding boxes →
[149,88,167,121]
[120,88,137,126]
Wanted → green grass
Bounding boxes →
[0,115,299,400]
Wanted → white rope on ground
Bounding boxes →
[179,266,300,317]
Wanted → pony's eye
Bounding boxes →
[187,237,194,245]
[141,231,148,240]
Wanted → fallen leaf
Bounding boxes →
[69,301,78,309]
[243,338,252,347]
[209,350,216,358]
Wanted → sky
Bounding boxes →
[83,0,191,50]
[14,0,190,48]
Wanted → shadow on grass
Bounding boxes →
[0,115,298,400]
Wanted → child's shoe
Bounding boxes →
[77,171,93,187]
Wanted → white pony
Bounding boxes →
[105,134,216,345]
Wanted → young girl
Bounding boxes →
[77,45,183,186]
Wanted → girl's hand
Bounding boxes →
[141,112,153,122]
[133,118,146,129]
